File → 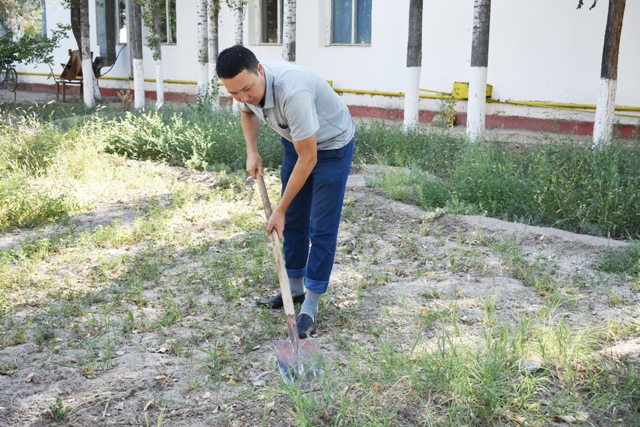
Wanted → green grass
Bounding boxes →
[0,102,639,426]
[4,101,638,239]
[275,305,640,426]
[357,122,640,240]
[0,100,99,123]
[97,106,283,171]
[599,242,640,277]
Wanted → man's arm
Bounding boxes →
[266,134,317,239]
[241,109,263,178]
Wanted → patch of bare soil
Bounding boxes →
[0,166,638,426]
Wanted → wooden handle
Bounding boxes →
[256,175,295,317]
[257,174,273,219]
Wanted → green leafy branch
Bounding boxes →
[0,24,70,68]
[137,0,163,60]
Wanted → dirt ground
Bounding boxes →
[0,90,638,426]
[0,160,638,426]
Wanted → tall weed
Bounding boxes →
[2,101,639,239]
[525,143,640,237]
[413,139,640,239]
[358,122,640,238]
[0,115,65,175]
[0,115,81,227]
[355,120,465,176]
[598,242,640,277]
[100,106,283,171]
[0,101,95,123]
[0,176,74,228]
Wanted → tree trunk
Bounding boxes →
[403,0,423,131]
[234,0,244,45]
[129,0,145,109]
[466,0,491,143]
[593,0,626,147]
[71,6,81,47]
[232,0,243,111]
[80,0,95,108]
[197,0,209,101]
[208,0,220,108]
[152,1,164,108]
[92,73,102,102]
[282,0,295,62]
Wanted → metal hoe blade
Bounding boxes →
[274,314,324,384]
[274,340,324,384]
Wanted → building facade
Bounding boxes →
[16,0,640,136]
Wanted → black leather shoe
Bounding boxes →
[297,313,317,339]
[255,292,305,309]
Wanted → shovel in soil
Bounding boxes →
[256,175,324,385]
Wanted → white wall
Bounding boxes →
[20,1,203,94]
[235,0,639,123]
[17,0,640,125]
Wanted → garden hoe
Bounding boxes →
[256,175,324,385]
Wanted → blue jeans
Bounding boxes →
[280,138,354,294]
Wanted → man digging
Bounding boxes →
[216,45,355,338]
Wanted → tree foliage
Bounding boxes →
[137,0,161,60]
[0,0,44,37]
[577,0,599,9]
[0,25,69,67]
[0,1,69,67]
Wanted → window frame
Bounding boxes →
[160,0,177,44]
[330,0,371,46]
[116,0,127,45]
[116,0,177,45]
[260,0,283,45]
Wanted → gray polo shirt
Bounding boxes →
[240,60,355,150]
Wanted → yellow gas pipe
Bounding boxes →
[14,71,640,119]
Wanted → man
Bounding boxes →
[216,45,355,339]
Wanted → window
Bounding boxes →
[261,0,283,44]
[116,0,176,45]
[159,0,177,44]
[331,0,371,45]
[116,0,127,44]
[0,0,46,37]
[96,0,117,63]
[37,0,46,36]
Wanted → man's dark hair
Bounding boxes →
[216,45,260,79]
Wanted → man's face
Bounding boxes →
[220,64,265,105]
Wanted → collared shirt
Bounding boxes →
[240,60,355,150]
